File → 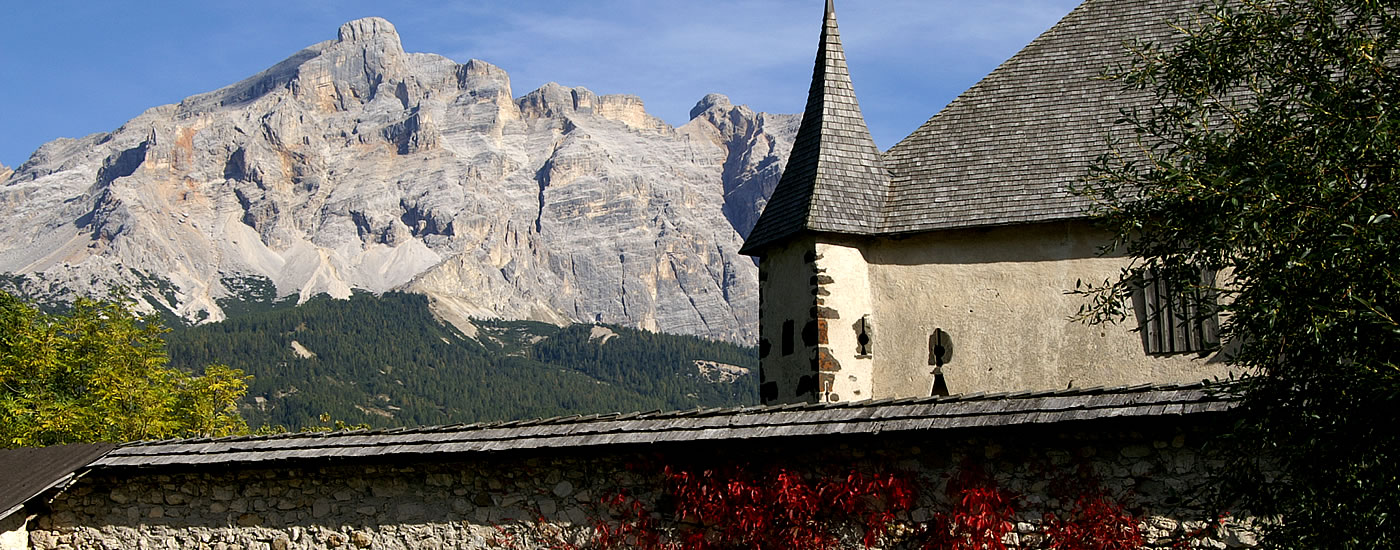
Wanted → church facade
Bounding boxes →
[742,0,1232,405]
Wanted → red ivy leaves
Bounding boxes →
[598,464,916,550]
[1043,495,1144,550]
[924,466,1017,550]
[1041,465,1144,550]
[595,461,1144,550]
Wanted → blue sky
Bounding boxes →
[0,1,1081,168]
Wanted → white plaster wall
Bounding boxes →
[866,222,1231,398]
[758,237,816,403]
[813,241,874,402]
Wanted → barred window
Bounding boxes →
[1134,268,1220,355]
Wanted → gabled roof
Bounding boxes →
[739,0,890,255]
[880,0,1199,233]
[0,443,117,519]
[94,383,1230,468]
[741,0,1202,255]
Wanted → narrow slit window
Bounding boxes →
[856,315,873,357]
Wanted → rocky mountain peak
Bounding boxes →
[459,59,509,82]
[516,83,663,131]
[516,82,581,120]
[0,163,11,184]
[685,96,801,238]
[0,17,800,343]
[690,94,733,119]
[337,17,401,47]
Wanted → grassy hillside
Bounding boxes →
[165,292,757,430]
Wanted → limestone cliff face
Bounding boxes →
[688,94,800,239]
[0,17,797,342]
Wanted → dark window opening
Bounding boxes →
[855,315,873,356]
[1134,268,1220,355]
[928,328,953,367]
[931,370,949,397]
[782,320,795,356]
[929,328,953,396]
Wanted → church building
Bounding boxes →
[742,0,1232,405]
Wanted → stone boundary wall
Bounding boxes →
[29,421,1257,549]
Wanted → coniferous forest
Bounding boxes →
[164,292,758,430]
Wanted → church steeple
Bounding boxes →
[747,0,884,406]
[740,0,890,256]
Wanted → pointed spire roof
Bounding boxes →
[740,0,890,255]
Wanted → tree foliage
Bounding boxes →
[164,292,757,430]
[1080,1,1400,547]
[0,291,248,447]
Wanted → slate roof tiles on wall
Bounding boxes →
[93,383,1231,469]
[0,443,117,518]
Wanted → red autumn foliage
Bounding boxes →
[597,463,915,550]
[1042,494,1144,550]
[590,459,1145,550]
[924,466,1018,550]
[1040,464,1144,550]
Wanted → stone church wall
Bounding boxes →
[29,420,1256,549]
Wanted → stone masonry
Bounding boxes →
[30,420,1256,549]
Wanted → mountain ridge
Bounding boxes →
[0,16,796,343]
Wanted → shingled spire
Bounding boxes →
[740,0,890,256]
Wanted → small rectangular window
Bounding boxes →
[782,320,795,355]
[1134,268,1220,355]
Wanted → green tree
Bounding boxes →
[0,292,249,447]
[1079,1,1399,547]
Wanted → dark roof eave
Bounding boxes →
[740,226,885,257]
[0,443,118,516]
[880,212,1096,237]
[741,214,1097,256]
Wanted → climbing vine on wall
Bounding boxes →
[596,464,915,549]
[1041,494,1144,550]
[925,466,1018,550]
[580,460,1145,550]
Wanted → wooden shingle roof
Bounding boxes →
[739,0,890,255]
[93,383,1230,469]
[741,0,1203,255]
[880,0,1198,233]
[0,443,117,518]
